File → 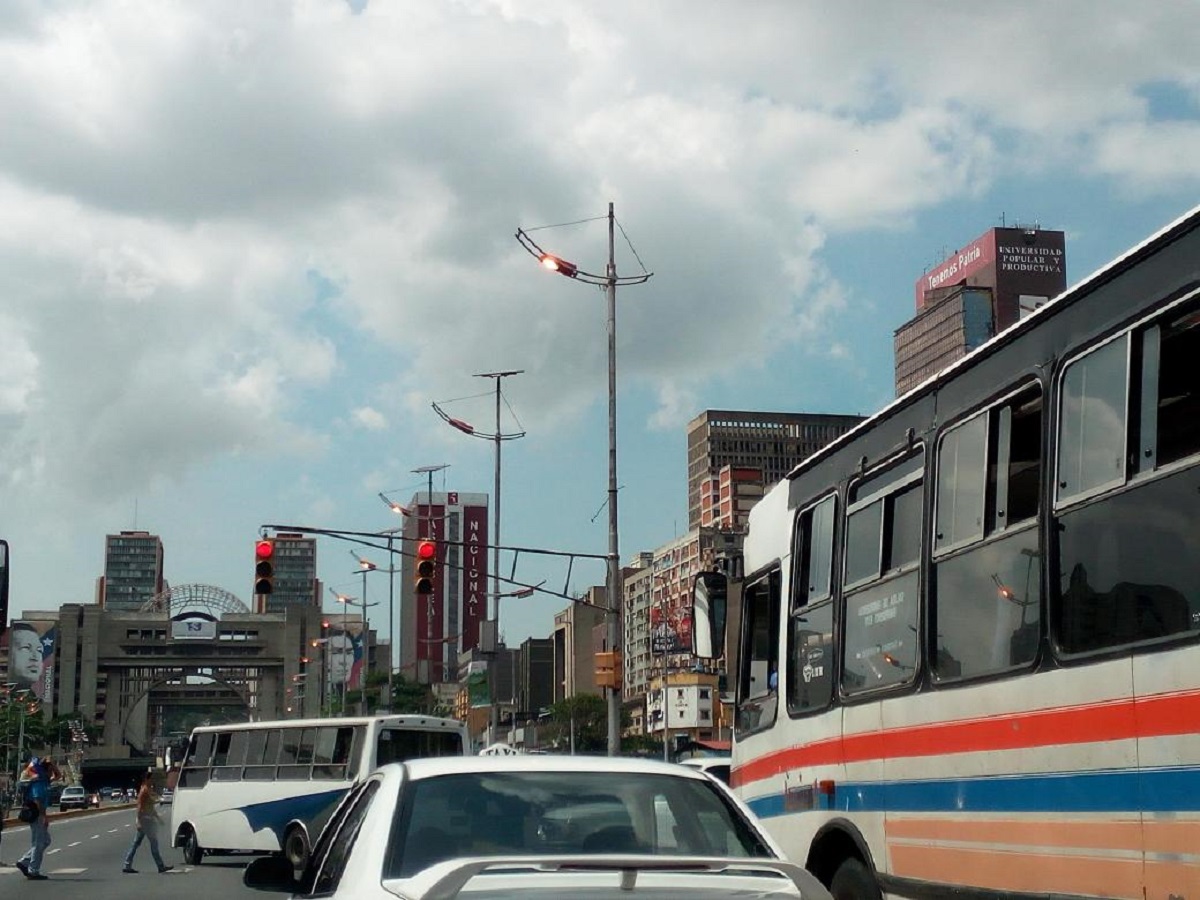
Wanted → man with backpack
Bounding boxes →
[16,756,61,880]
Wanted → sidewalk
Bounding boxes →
[2,801,135,830]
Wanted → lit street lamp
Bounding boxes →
[433,370,525,741]
[517,203,652,756]
[330,585,380,715]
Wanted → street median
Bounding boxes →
[3,801,135,830]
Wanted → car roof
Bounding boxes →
[389,754,717,781]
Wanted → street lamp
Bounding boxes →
[330,586,380,715]
[517,203,653,756]
[433,370,526,740]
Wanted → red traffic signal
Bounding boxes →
[415,540,436,595]
[255,539,275,595]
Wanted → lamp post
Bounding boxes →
[331,587,380,715]
[517,203,652,756]
[433,370,525,739]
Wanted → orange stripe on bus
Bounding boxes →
[886,817,1200,855]
[888,844,1145,898]
[734,688,1200,788]
[1145,859,1200,900]
[886,817,1142,850]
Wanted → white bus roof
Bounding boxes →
[186,714,465,734]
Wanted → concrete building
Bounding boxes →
[98,531,165,611]
[1,589,326,785]
[551,589,607,703]
[398,491,489,685]
[686,410,864,530]
[700,465,767,531]
[895,224,1067,395]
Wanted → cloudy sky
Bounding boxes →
[2,1,1198,654]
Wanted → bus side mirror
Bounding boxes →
[691,572,728,660]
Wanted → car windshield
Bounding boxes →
[383,770,772,878]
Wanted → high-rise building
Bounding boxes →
[686,411,864,530]
[398,491,489,685]
[895,224,1067,395]
[260,533,319,613]
[99,531,165,611]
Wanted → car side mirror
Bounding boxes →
[691,571,728,660]
[244,855,299,893]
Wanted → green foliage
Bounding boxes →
[542,693,609,752]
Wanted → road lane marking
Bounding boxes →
[108,828,119,833]
[47,848,61,854]
[50,868,88,874]
[91,834,101,839]
[69,841,82,847]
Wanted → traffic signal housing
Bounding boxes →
[414,540,436,595]
[254,539,275,596]
[596,650,622,689]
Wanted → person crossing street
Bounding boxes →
[121,771,174,874]
[15,755,61,880]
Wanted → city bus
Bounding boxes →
[170,714,468,869]
[692,203,1200,900]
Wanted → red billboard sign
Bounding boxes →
[915,231,997,309]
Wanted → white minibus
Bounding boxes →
[170,714,468,868]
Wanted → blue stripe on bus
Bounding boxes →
[745,766,1200,819]
[239,787,349,839]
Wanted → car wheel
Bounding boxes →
[182,828,204,866]
[283,825,311,870]
[829,858,881,900]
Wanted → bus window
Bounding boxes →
[278,728,311,780]
[314,726,355,780]
[736,569,780,735]
[933,387,1043,681]
[1056,335,1128,506]
[375,727,464,766]
[841,451,923,695]
[788,495,836,715]
[1056,298,1200,654]
[245,729,281,780]
[179,731,215,789]
[1145,305,1200,469]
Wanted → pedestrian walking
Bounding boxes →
[16,755,61,880]
[121,771,174,874]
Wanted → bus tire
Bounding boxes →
[182,828,204,866]
[283,825,311,870]
[830,857,880,900]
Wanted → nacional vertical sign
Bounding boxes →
[462,504,488,649]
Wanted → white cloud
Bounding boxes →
[351,406,387,430]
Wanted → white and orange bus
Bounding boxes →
[693,204,1200,900]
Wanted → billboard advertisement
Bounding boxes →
[650,602,693,655]
[9,618,56,707]
[915,231,997,310]
[467,660,490,708]
[326,616,365,691]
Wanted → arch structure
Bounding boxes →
[140,583,250,618]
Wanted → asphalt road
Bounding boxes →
[1,805,263,899]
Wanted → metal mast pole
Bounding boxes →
[606,201,621,756]
[387,533,395,707]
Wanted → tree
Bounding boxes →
[542,694,608,753]
[390,675,437,715]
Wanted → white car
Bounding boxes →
[680,756,733,785]
[244,755,831,899]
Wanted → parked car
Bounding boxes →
[159,787,174,805]
[244,755,832,899]
[59,785,90,811]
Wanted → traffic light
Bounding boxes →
[414,540,436,595]
[596,650,622,689]
[254,539,275,595]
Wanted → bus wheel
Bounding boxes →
[284,825,310,870]
[182,828,204,866]
[830,858,880,900]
